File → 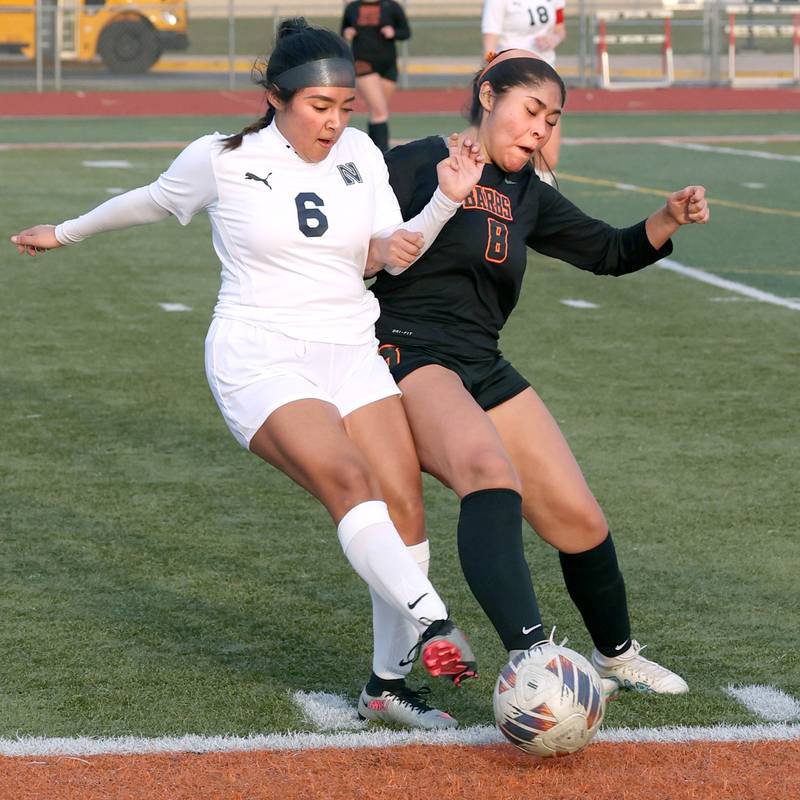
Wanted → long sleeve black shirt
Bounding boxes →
[372,136,673,360]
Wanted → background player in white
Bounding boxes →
[10,19,485,726]
[481,0,566,184]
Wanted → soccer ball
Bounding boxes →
[493,641,605,757]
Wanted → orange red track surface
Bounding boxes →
[1,86,799,117]
[2,741,799,799]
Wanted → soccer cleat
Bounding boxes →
[592,640,689,695]
[357,684,458,730]
[403,619,478,686]
[601,677,621,702]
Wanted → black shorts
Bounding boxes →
[354,56,398,82]
[378,341,530,411]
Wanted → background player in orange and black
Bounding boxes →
[342,0,411,152]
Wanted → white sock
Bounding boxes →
[371,540,431,680]
[337,502,446,633]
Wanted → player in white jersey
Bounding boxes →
[481,0,566,184]
[10,18,486,727]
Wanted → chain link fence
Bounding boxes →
[1,0,798,92]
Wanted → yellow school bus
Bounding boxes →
[0,0,189,73]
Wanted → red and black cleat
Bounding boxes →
[417,619,478,687]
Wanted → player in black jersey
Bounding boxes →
[364,50,709,705]
[342,0,411,152]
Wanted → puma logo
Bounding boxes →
[245,171,272,189]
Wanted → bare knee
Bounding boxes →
[319,457,381,520]
[529,496,608,553]
[454,448,521,496]
[570,499,608,546]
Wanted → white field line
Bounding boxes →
[4,686,800,757]
[658,258,800,312]
[658,141,800,163]
[81,160,132,168]
[0,141,188,151]
[159,303,192,312]
[292,691,367,731]
[1,134,800,152]
[2,723,799,757]
[726,685,800,722]
[561,299,599,308]
[563,135,800,146]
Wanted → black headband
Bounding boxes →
[273,57,356,90]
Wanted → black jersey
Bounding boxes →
[372,136,673,360]
[341,0,411,65]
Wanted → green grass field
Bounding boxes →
[1,111,798,739]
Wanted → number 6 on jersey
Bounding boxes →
[295,192,329,237]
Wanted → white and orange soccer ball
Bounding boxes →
[493,641,606,757]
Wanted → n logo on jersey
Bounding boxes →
[337,162,363,186]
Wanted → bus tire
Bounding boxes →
[98,19,162,74]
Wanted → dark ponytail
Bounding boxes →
[222,17,353,151]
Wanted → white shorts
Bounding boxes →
[204,317,400,448]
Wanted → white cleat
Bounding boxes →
[601,677,621,701]
[357,685,458,730]
[592,640,689,695]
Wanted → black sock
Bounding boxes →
[559,532,631,657]
[368,121,389,153]
[457,488,544,651]
[366,672,405,695]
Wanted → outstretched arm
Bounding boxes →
[645,186,710,249]
[529,184,709,276]
[10,135,218,257]
[10,186,172,257]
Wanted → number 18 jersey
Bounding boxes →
[481,0,566,65]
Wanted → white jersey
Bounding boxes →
[481,0,565,65]
[148,124,402,345]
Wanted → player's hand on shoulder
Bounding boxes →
[667,186,709,226]
[9,224,62,256]
[368,229,424,275]
[436,133,485,203]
